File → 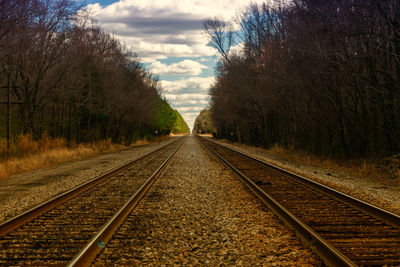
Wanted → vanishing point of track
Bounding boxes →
[199,136,400,266]
[0,137,184,266]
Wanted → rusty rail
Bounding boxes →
[68,140,183,266]
[199,135,400,266]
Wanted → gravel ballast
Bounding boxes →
[215,138,400,216]
[1,134,398,265]
[0,137,179,224]
[94,136,321,265]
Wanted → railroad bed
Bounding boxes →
[0,138,184,265]
[1,135,399,266]
[90,135,320,265]
[199,136,400,266]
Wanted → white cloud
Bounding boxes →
[159,76,214,128]
[85,0,265,62]
[164,93,210,101]
[176,106,203,113]
[149,60,207,76]
[173,100,209,106]
[83,0,266,129]
[114,35,215,62]
[161,77,215,93]
[229,42,245,55]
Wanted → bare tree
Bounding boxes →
[207,0,400,156]
[202,18,233,63]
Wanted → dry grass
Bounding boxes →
[0,146,96,180]
[269,144,287,155]
[0,133,155,181]
[218,138,399,181]
[267,143,398,181]
[130,137,150,147]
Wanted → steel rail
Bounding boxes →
[199,136,400,228]
[68,138,184,266]
[202,136,400,266]
[0,137,183,237]
[199,136,356,266]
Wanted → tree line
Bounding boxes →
[193,109,214,134]
[204,0,400,157]
[0,0,188,150]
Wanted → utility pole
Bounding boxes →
[1,72,19,159]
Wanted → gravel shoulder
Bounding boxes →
[212,137,400,216]
[0,137,179,224]
[94,135,321,266]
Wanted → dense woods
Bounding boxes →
[0,0,188,157]
[171,110,190,134]
[193,109,214,134]
[204,0,400,157]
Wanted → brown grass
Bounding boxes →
[267,143,398,181]
[0,146,95,180]
[0,133,155,181]
[130,138,150,147]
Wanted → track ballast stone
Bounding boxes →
[94,136,320,266]
[0,138,178,224]
[217,138,400,216]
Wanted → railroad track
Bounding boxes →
[0,137,184,266]
[199,136,400,267]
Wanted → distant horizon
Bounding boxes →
[78,0,266,129]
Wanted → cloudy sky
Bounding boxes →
[80,0,264,129]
